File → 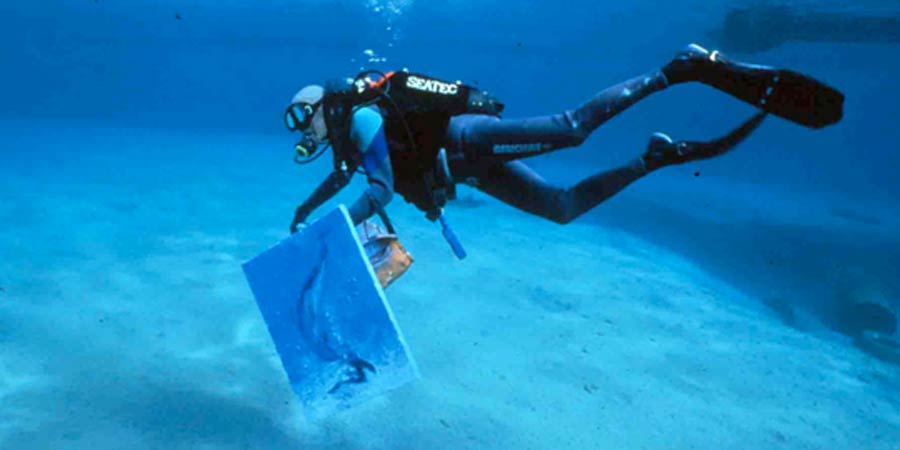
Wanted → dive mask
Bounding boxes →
[283,101,321,132]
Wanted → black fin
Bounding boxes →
[703,54,844,128]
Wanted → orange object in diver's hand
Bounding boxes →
[358,220,413,289]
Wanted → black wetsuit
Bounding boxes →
[443,71,668,224]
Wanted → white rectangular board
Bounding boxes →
[242,206,419,419]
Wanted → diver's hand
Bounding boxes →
[290,206,309,234]
[290,220,308,234]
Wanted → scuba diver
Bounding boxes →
[284,44,843,258]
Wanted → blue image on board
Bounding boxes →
[242,206,419,419]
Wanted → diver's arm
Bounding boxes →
[291,170,351,232]
[347,125,394,225]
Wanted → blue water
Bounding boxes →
[2,1,899,449]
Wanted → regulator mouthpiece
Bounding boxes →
[293,132,328,165]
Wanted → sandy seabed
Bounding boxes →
[1,122,897,450]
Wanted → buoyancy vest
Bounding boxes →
[322,70,504,220]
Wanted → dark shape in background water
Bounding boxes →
[711,2,900,53]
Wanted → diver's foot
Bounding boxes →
[642,133,686,171]
[642,112,767,171]
[641,133,724,171]
[661,43,720,85]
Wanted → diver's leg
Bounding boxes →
[467,112,767,224]
[446,72,668,164]
[469,160,647,224]
[565,71,669,138]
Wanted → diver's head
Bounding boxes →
[284,84,329,163]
